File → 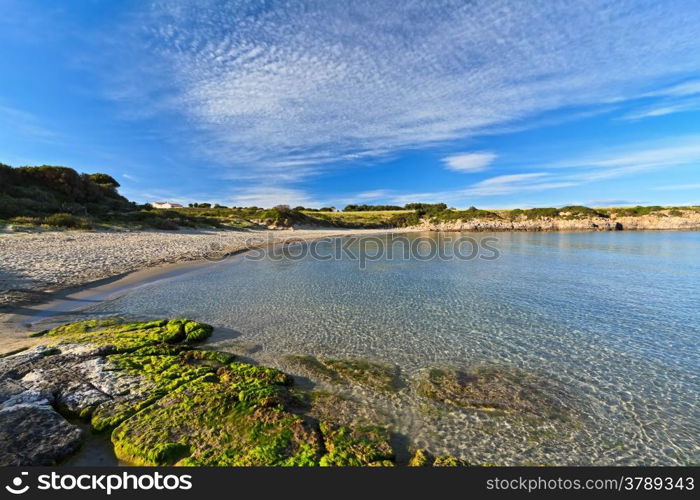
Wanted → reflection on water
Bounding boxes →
[66,231,700,465]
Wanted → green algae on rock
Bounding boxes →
[3,318,417,466]
[408,449,479,467]
[319,422,394,466]
[44,318,213,352]
[42,319,322,465]
[111,375,321,466]
[285,355,399,391]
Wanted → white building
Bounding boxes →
[151,202,183,209]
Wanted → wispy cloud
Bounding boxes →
[640,80,700,99]
[442,152,496,173]
[0,104,61,144]
[105,0,700,181]
[620,81,700,120]
[621,102,700,121]
[227,186,325,208]
[555,140,700,180]
[370,135,700,205]
[355,189,392,200]
[654,183,700,191]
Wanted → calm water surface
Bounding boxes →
[72,231,700,465]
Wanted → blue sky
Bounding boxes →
[1,0,700,209]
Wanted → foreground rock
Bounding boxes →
[0,365,84,465]
[0,318,395,466]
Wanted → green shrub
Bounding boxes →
[9,216,41,225]
[343,204,404,212]
[388,211,422,227]
[610,205,664,217]
[88,173,120,188]
[149,218,180,230]
[43,213,92,229]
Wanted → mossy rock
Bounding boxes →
[407,449,432,466]
[319,422,394,466]
[45,318,213,352]
[408,449,473,467]
[285,355,399,391]
[31,318,401,466]
[111,378,322,466]
[432,455,471,467]
[416,366,571,420]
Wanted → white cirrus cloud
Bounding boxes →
[378,135,700,204]
[355,189,393,200]
[620,99,700,121]
[442,152,496,173]
[227,186,325,208]
[653,183,700,191]
[102,0,700,180]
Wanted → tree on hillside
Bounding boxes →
[88,173,120,188]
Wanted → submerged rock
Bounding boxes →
[416,366,571,420]
[304,391,389,428]
[285,355,399,391]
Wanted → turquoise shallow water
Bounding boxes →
[76,231,699,465]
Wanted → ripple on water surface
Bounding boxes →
[68,232,700,465]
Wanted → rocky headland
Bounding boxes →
[415,209,700,232]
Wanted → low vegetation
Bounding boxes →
[0,164,233,230]
[2,163,697,231]
[303,209,414,228]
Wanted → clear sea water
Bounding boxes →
[75,231,700,465]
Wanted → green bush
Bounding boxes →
[88,173,120,188]
[148,218,180,230]
[388,212,422,227]
[610,205,663,217]
[44,213,92,229]
[9,216,41,225]
[343,204,404,212]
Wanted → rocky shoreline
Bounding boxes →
[414,211,700,232]
[0,318,572,466]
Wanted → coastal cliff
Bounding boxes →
[412,209,700,232]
